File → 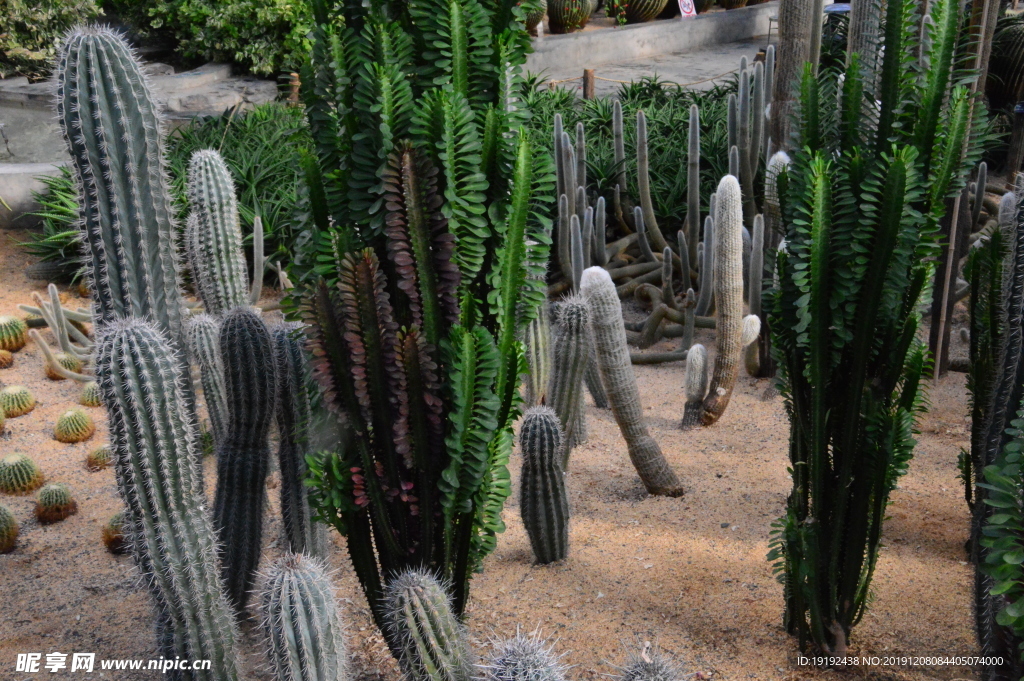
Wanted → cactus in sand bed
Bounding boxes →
[695,216,715,316]
[681,344,707,430]
[80,380,102,407]
[87,445,112,471]
[580,267,682,496]
[519,406,569,564]
[685,105,701,266]
[745,215,765,377]
[482,628,568,681]
[186,150,252,315]
[0,315,28,352]
[55,408,96,443]
[96,318,241,676]
[0,385,35,417]
[0,453,44,494]
[0,504,18,553]
[186,314,229,447]
[616,639,684,681]
[548,295,590,458]
[273,324,325,557]
[35,483,78,523]
[547,0,590,33]
[46,351,83,381]
[383,568,474,681]
[259,553,348,681]
[103,509,127,553]
[214,307,277,611]
[0,350,12,369]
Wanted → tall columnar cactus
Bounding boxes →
[273,324,325,557]
[580,267,682,496]
[519,406,569,564]
[186,314,229,446]
[681,344,707,430]
[548,295,590,459]
[259,553,348,681]
[524,303,552,407]
[383,568,474,681]
[186,150,251,315]
[95,318,240,677]
[745,215,766,377]
[214,307,277,611]
[685,105,701,267]
[482,628,568,681]
[695,216,715,316]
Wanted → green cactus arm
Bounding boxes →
[186,315,229,446]
[636,110,670,253]
[613,99,627,195]
[686,104,701,267]
[913,0,961,169]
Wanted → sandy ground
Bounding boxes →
[0,225,980,681]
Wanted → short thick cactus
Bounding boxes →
[519,407,569,564]
[623,0,669,23]
[0,315,28,352]
[96,318,241,675]
[35,483,78,523]
[186,314,229,446]
[103,509,127,554]
[80,381,102,407]
[0,453,44,494]
[0,349,12,369]
[259,553,348,681]
[0,385,35,418]
[383,568,474,681]
[482,628,568,681]
[616,640,683,681]
[54,408,96,443]
[681,344,707,430]
[186,150,251,316]
[548,295,590,460]
[214,307,277,611]
[46,351,83,381]
[273,324,324,557]
[0,503,18,553]
[524,305,552,407]
[580,267,683,496]
[547,0,590,33]
[87,445,112,471]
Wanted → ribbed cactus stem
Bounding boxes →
[680,288,696,352]
[764,151,790,245]
[661,247,676,309]
[482,628,568,681]
[681,343,707,429]
[554,114,565,199]
[214,307,277,611]
[186,314,228,447]
[727,93,738,151]
[593,197,608,267]
[677,230,691,293]
[695,216,715,316]
[729,146,740,180]
[274,324,326,558]
[259,553,348,681]
[764,45,775,159]
[971,162,987,230]
[582,206,594,268]
[751,61,765,177]
[575,123,587,193]
[575,186,587,226]
[700,175,744,426]
[557,194,572,282]
[524,305,552,407]
[635,207,656,263]
[562,134,576,217]
[581,267,682,496]
[613,100,626,195]
[548,295,590,458]
[745,215,765,377]
[686,104,701,266]
[96,318,240,677]
[738,68,753,228]
[570,215,584,292]
[519,406,569,564]
[742,225,752,300]
[636,110,669,253]
[1000,192,1018,228]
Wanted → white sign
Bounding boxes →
[679,0,697,17]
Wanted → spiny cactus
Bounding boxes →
[623,0,669,22]
[548,295,590,460]
[0,385,34,417]
[0,504,17,553]
[186,314,229,447]
[258,553,348,681]
[1000,192,1018,228]
[186,150,252,315]
[681,344,707,430]
[524,304,552,407]
[519,407,569,564]
[214,307,277,611]
[0,349,12,369]
[0,315,28,352]
[482,628,568,681]
[103,509,127,554]
[0,453,44,494]
[383,568,474,681]
[616,639,683,681]
[273,324,325,558]
[35,483,78,523]
[745,215,765,377]
[547,0,590,33]
[95,317,241,675]
[54,408,96,443]
[695,215,715,316]
[46,351,83,381]
[580,267,682,496]
[685,105,701,266]
[87,445,112,471]
[80,380,102,407]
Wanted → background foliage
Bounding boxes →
[0,0,99,79]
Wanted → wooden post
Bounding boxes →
[1008,102,1024,185]
[583,69,595,100]
[287,72,300,106]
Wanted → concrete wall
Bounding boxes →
[525,2,778,74]
[0,163,67,230]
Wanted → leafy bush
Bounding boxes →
[0,0,99,79]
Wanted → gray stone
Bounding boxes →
[0,162,67,229]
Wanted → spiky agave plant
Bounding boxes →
[766,0,981,654]
[297,0,553,652]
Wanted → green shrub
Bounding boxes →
[0,0,99,79]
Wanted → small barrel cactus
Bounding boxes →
[0,503,18,552]
[547,0,590,33]
[0,349,13,369]
[86,444,112,471]
[35,483,78,523]
[46,351,83,381]
[0,453,44,494]
[0,315,28,352]
[259,553,349,681]
[519,406,569,565]
[103,509,127,553]
[623,0,669,23]
[0,410,5,434]
[54,408,96,443]
[0,385,35,417]
[383,568,474,681]
[482,628,568,681]
[79,381,102,407]
[616,639,683,681]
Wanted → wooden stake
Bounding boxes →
[583,69,595,100]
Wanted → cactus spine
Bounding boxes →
[482,629,568,681]
[259,553,349,681]
[383,568,474,681]
[519,406,569,564]
[580,267,683,496]
[0,453,44,494]
[46,351,84,381]
[54,408,96,443]
[35,483,78,523]
[186,150,251,315]
[214,307,277,611]
[548,296,590,458]
[0,316,28,352]
[273,324,325,557]
[0,385,35,418]
[186,314,229,447]
[95,318,240,677]
[80,380,102,407]
[0,503,18,553]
